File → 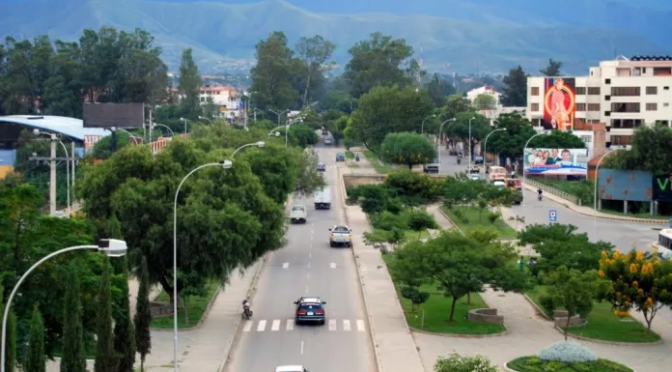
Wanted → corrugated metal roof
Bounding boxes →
[0,115,110,141]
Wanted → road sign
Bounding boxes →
[549,210,557,222]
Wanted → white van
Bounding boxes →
[313,186,332,209]
[290,205,307,224]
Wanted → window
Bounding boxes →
[604,111,611,116]
[576,103,586,111]
[611,102,640,113]
[605,95,611,101]
[611,135,632,145]
[611,119,642,129]
[587,103,601,111]
[580,135,592,143]
[646,86,657,95]
[588,87,601,95]
[610,87,641,96]
[666,103,671,107]
[646,103,658,111]
[531,103,539,111]
[575,87,586,95]
[605,79,611,84]
[531,87,540,96]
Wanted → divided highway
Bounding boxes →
[224,141,375,372]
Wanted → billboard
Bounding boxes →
[83,103,145,128]
[524,148,588,175]
[543,77,576,131]
[599,169,653,202]
[653,174,672,201]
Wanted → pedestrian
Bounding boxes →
[517,256,525,271]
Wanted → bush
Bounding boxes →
[435,353,498,372]
[487,212,501,225]
[508,356,633,372]
[537,341,597,363]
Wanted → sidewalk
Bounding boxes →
[340,167,425,372]
[46,259,264,372]
[346,147,380,175]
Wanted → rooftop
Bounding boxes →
[0,115,109,141]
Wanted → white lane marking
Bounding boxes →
[300,340,304,355]
[286,319,295,331]
[242,321,253,332]
[282,262,289,269]
[305,285,309,293]
[271,319,281,331]
[328,319,337,331]
[330,262,336,269]
[309,252,312,258]
[308,262,311,268]
[307,272,310,279]
[343,319,351,331]
[357,319,366,332]
[257,320,267,332]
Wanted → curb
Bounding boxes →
[554,325,664,346]
[339,166,384,372]
[436,207,463,233]
[410,325,508,338]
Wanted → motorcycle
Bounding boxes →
[537,194,543,201]
[243,304,253,319]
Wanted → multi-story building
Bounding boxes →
[527,55,672,146]
[466,85,501,106]
[171,85,243,121]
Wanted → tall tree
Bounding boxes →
[380,133,437,169]
[61,262,86,372]
[25,306,46,372]
[250,32,299,114]
[426,73,456,107]
[344,32,413,98]
[94,259,118,372]
[442,94,473,119]
[445,112,492,158]
[295,35,335,108]
[540,58,563,76]
[483,112,537,165]
[473,94,497,110]
[178,48,202,120]
[113,257,136,372]
[134,256,152,372]
[500,65,527,107]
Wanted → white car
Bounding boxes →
[275,366,309,372]
[324,138,332,145]
[329,225,353,247]
[290,205,307,224]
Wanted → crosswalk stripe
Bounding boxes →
[357,319,366,332]
[286,319,295,331]
[271,319,281,331]
[343,319,351,331]
[328,319,337,331]
[242,321,253,332]
[257,320,267,332]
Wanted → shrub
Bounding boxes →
[537,341,597,363]
[487,212,500,225]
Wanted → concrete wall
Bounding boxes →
[467,308,504,325]
[598,169,652,202]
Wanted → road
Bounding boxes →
[224,138,374,372]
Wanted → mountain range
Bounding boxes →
[0,0,669,74]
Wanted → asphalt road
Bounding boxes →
[224,139,374,372]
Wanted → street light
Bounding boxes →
[1,239,128,372]
[468,117,475,166]
[153,123,175,138]
[594,148,628,236]
[522,131,550,189]
[232,141,265,157]
[268,109,290,127]
[421,114,436,135]
[172,160,232,372]
[438,118,456,165]
[112,127,142,143]
[482,128,506,166]
[198,116,212,125]
[33,129,71,211]
[179,118,188,134]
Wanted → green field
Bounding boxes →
[441,205,517,238]
[151,282,220,329]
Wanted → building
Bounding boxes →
[478,106,526,125]
[527,55,672,146]
[171,85,243,121]
[466,85,501,106]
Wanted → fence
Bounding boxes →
[524,178,581,205]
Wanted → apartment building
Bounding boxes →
[171,85,243,121]
[526,55,672,146]
[466,85,501,105]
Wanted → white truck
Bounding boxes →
[313,187,332,210]
[290,205,307,224]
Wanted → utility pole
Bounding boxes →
[49,134,56,216]
[148,109,154,143]
[71,141,76,201]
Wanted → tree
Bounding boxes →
[603,124,672,173]
[178,48,202,119]
[295,35,335,108]
[426,73,456,107]
[540,266,597,340]
[242,144,300,204]
[113,257,135,372]
[540,59,563,77]
[442,94,473,119]
[25,305,46,372]
[380,133,437,170]
[349,86,434,147]
[294,152,327,198]
[0,282,17,372]
[531,130,586,149]
[60,262,86,372]
[400,285,429,313]
[95,259,118,372]
[500,65,527,107]
[250,32,300,112]
[406,209,438,238]
[597,249,672,332]
[434,354,498,372]
[91,131,136,160]
[445,112,491,159]
[473,94,497,110]
[484,112,536,165]
[384,170,442,205]
[344,32,414,98]
[390,229,528,321]
[134,256,152,372]
[289,124,319,148]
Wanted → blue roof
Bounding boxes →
[0,115,110,141]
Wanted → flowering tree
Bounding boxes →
[597,249,672,332]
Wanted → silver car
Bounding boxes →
[329,225,352,247]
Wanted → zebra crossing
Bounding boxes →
[242,319,366,333]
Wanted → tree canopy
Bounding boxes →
[500,65,527,107]
[484,112,537,163]
[602,125,672,173]
[445,112,491,157]
[540,59,563,77]
[380,132,437,169]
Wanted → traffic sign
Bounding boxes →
[549,210,557,222]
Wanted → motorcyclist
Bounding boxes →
[537,188,543,200]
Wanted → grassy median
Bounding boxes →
[151,281,219,329]
[441,205,517,239]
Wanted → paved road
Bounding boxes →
[224,141,374,372]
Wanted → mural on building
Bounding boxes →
[599,169,653,202]
[543,77,576,131]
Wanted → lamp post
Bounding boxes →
[283,115,304,147]
[153,124,175,138]
[268,109,290,127]
[438,118,456,167]
[482,128,506,166]
[420,114,436,135]
[232,141,265,157]
[468,116,475,166]
[172,160,232,372]
[1,239,128,372]
[198,116,212,125]
[594,148,628,236]
[179,118,188,134]
[522,131,550,189]
[34,129,71,211]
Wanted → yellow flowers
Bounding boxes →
[630,263,640,274]
[601,250,608,257]
[613,250,621,258]
[645,297,654,309]
[632,280,639,288]
[614,309,630,317]
[641,262,655,276]
[598,270,606,278]
[636,251,644,260]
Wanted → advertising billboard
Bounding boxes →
[83,103,145,128]
[653,174,672,201]
[543,77,576,131]
[524,148,588,175]
[599,169,653,202]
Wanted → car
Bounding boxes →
[275,366,310,372]
[336,152,345,161]
[290,205,307,224]
[329,225,352,247]
[324,138,332,145]
[316,163,326,172]
[474,156,484,165]
[294,297,327,324]
[468,173,481,181]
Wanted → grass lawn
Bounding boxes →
[151,281,219,329]
[508,356,633,372]
[404,229,431,240]
[345,151,355,159]
[363,150,395,174]
[525,286,661,343]
[52,341,96,359]
[441,205,517,239]
[382,256,505,335]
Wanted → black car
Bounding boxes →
[317,163,326,172]
[294,297,327,324]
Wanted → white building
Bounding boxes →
[478,106,526,125]
[172,85,243,121]
[527,55,672,146]
[467,85,501,106]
